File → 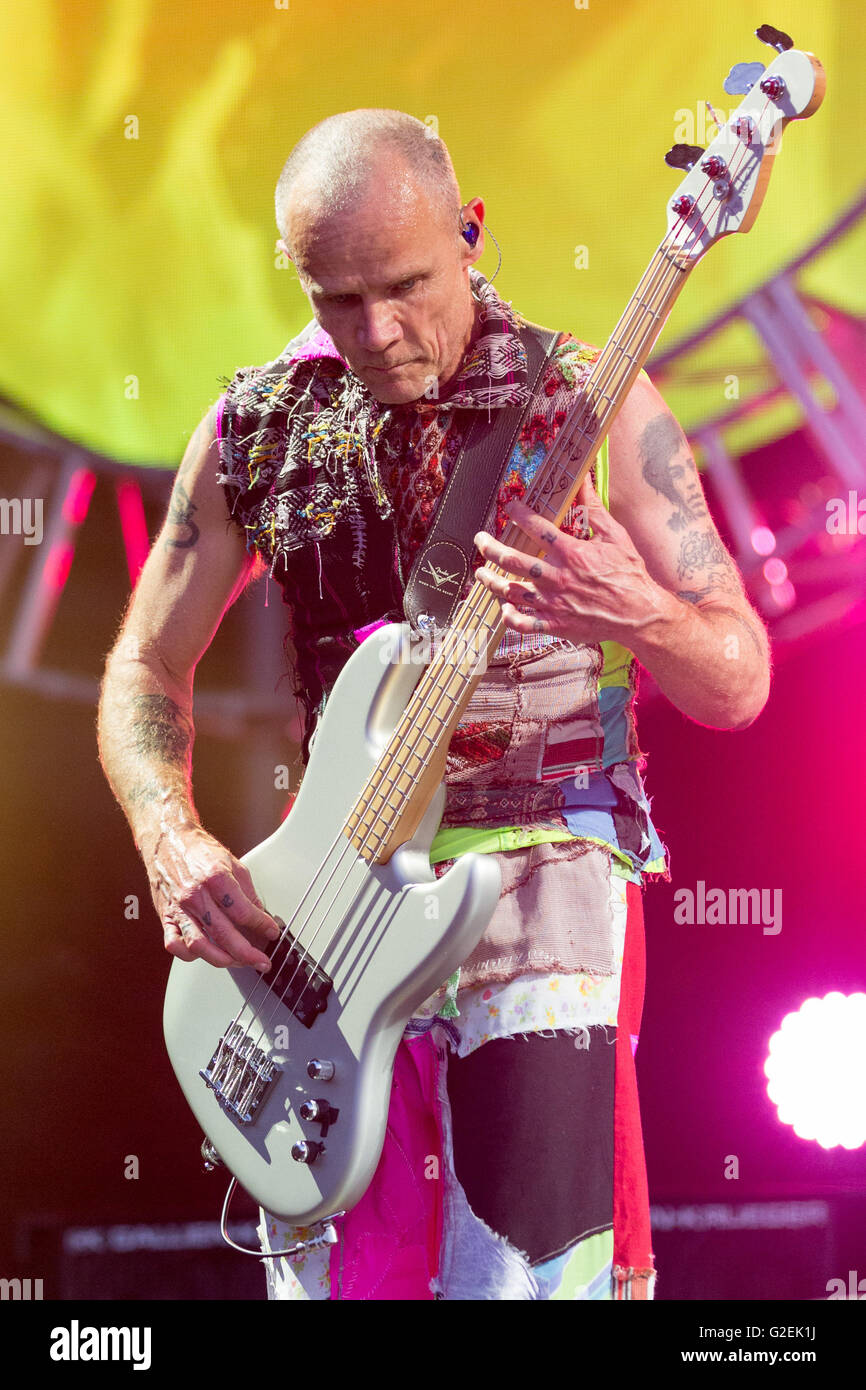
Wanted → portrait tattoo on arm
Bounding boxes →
[639,414,710,533]
[165,482,200,550]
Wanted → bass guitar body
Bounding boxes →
[163,622,501,1226]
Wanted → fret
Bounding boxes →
[631,296,664,320]
[606,339,640,366]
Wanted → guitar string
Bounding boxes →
[210,115,767,1105]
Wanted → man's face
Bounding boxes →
[285,159,483,404]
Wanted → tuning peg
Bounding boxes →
[665,143,705,172]
[755,23,793,53]
[724,61,766,97]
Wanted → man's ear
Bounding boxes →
[276,236,293,261]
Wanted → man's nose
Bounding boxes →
[357,300,400,353]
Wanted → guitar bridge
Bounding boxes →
[200,1022,281,1125]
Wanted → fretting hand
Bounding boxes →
[473,471,671,646]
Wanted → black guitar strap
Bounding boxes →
[402,320,560,633]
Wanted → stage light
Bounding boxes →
[764,993,866,1150]
[751,525,777,556]
[763,557,788,585]
[769,579,796,610]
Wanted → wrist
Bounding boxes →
[618,581,688,663]
[134,802,200,862]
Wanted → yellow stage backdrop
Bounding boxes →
[1,0,862,464]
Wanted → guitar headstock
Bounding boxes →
[663,32,825,264]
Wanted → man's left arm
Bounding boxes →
[473,371,771,731]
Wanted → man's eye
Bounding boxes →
[395,279,417,293]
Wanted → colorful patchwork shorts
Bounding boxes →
[256,874,656,1299]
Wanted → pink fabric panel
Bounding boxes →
[289,325,346,365]
[353,616,390,643]
[328,1031,443,1300]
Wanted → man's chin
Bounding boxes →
[356,366,434,406]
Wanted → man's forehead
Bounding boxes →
[289,161,447,247]
[292,203,448,291]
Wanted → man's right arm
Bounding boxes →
[97,403,280,971]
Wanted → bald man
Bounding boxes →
[98,108,770,1301]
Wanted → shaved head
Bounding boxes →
[275,108,461,251]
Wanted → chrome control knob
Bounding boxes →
[292,1139,326,1165]
[300,1098,337,1124]
[307,1058,335,1081]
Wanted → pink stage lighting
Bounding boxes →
[764,993,866,1150]
[751,525,777,556]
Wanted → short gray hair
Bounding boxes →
[275,108,461,245]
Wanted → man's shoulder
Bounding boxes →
[522,325,602,401]
[220,322,345,422]
[548,329,602,375]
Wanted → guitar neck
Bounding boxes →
[348,235,698,860]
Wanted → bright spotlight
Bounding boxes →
[765,993,866,1150]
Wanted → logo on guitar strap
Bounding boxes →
[419,559,461,592]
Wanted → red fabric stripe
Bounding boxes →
[613,880,655,1278]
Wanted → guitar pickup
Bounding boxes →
[267,929,333,1030]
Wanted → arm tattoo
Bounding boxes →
[125,777,171,809]
[639,413,710,533]
[130,694,192,764]
[676,528,743,597]
[700,604,768,661]
[165,482,200,549]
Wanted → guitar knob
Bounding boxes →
[299,1098,337,1123]
[292,1140,326,1165]
[307,1058,335,1081]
